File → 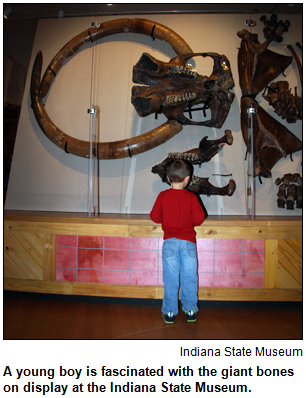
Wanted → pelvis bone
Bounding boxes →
[132,52,235,128]
[241,97,302,179]
[237,29,292,97]
[152,130,236,197]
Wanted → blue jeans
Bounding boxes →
[162,238,199,315]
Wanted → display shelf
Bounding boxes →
[4,211,302,301]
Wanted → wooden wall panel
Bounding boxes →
[4,212,302,301]
[4,231,43,280]
[277,239,302,288]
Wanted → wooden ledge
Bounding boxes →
[4,210,302,239]
[4,210,302,226]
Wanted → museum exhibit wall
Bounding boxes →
[5,13,302,216]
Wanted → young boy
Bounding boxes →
[150,159,205,324]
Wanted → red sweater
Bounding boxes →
[150,188,205,243]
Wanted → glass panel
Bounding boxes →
[88,106,99,216]
[246,107,255,219]
[87,19,100,217]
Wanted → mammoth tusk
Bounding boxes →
[31,18,192,159]
[31,52,183,159]
[39,19,193,98]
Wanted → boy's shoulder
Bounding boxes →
[160,188,196,198]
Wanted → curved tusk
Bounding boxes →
[31,50,183,159]
[39,18,193,98]
[31,18,192,159]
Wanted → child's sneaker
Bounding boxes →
[163,311,176,324]
[185,310,198,322]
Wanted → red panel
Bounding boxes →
[78,248,103,269]
[215,239,242,252]
[131,237,159,250]
[78,269,103,283]
[56,246,77,268]
[198,251,214,272]
[56,235,77,247]
[131,251,158,271]
[131,271,158,285]
[214,273,242,287]
[197,239,215,251]
[78,235,103,248]
[243,239,265,252]
[198,273,214,287]
[56,268,76,282]
[243,252,265,273]
[104,270,131,285]
[242,273,265,288]
[104,236,130,249]
[214,252,242,273]
[104,249,130,270]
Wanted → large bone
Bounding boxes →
[39,19,192,98]
[31,51,183,159]
[31,19,193,159]
[237,29,292,97]
[264,81,302,123]
[241,97,302,178]
[132,52,235,128]
[151,133,236,197]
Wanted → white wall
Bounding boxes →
[5,13,302,216]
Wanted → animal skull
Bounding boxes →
[132,52,235,128]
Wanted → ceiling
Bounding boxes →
[3,3,303,20]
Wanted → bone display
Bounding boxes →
[151,131,236,197]
[237,29,292,97]
[275,173,302,210]
[237,26,302,180]
[264,81,302,124]
[31,19,193,159]
[241,97,302,179]
[260,14,290,43]
[132,52,235,128]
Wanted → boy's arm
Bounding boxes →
[191,196,205,226]
[150,194,162,223]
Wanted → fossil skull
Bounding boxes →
[132,52,235,128]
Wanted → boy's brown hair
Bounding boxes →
[167,159,193,183]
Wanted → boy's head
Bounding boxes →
[167,159,193,183]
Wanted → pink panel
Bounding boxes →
[214,252,242,273]
[132,237,158,250]
[104,270,131,285]
[131,271,158,285]
[214,273,242,287]
[56,246,76,268]
[198,251,214,272]
[56,235,77,247]
[198,273,214,287]
[104,236,130,249]
[78,248,103,269]
[78,235,103,248]
[158,272,164,286]
[158,238,163,251]
[242,273,265,288]
[243,252,265,273]
[215,239,242,252]
[243,239,265,252]
[197,239,214,251]
[104,249,130,270]
[56,268,76,282]
[158,252,163,272]
[131,251,158,271]
[78,269,103,283]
